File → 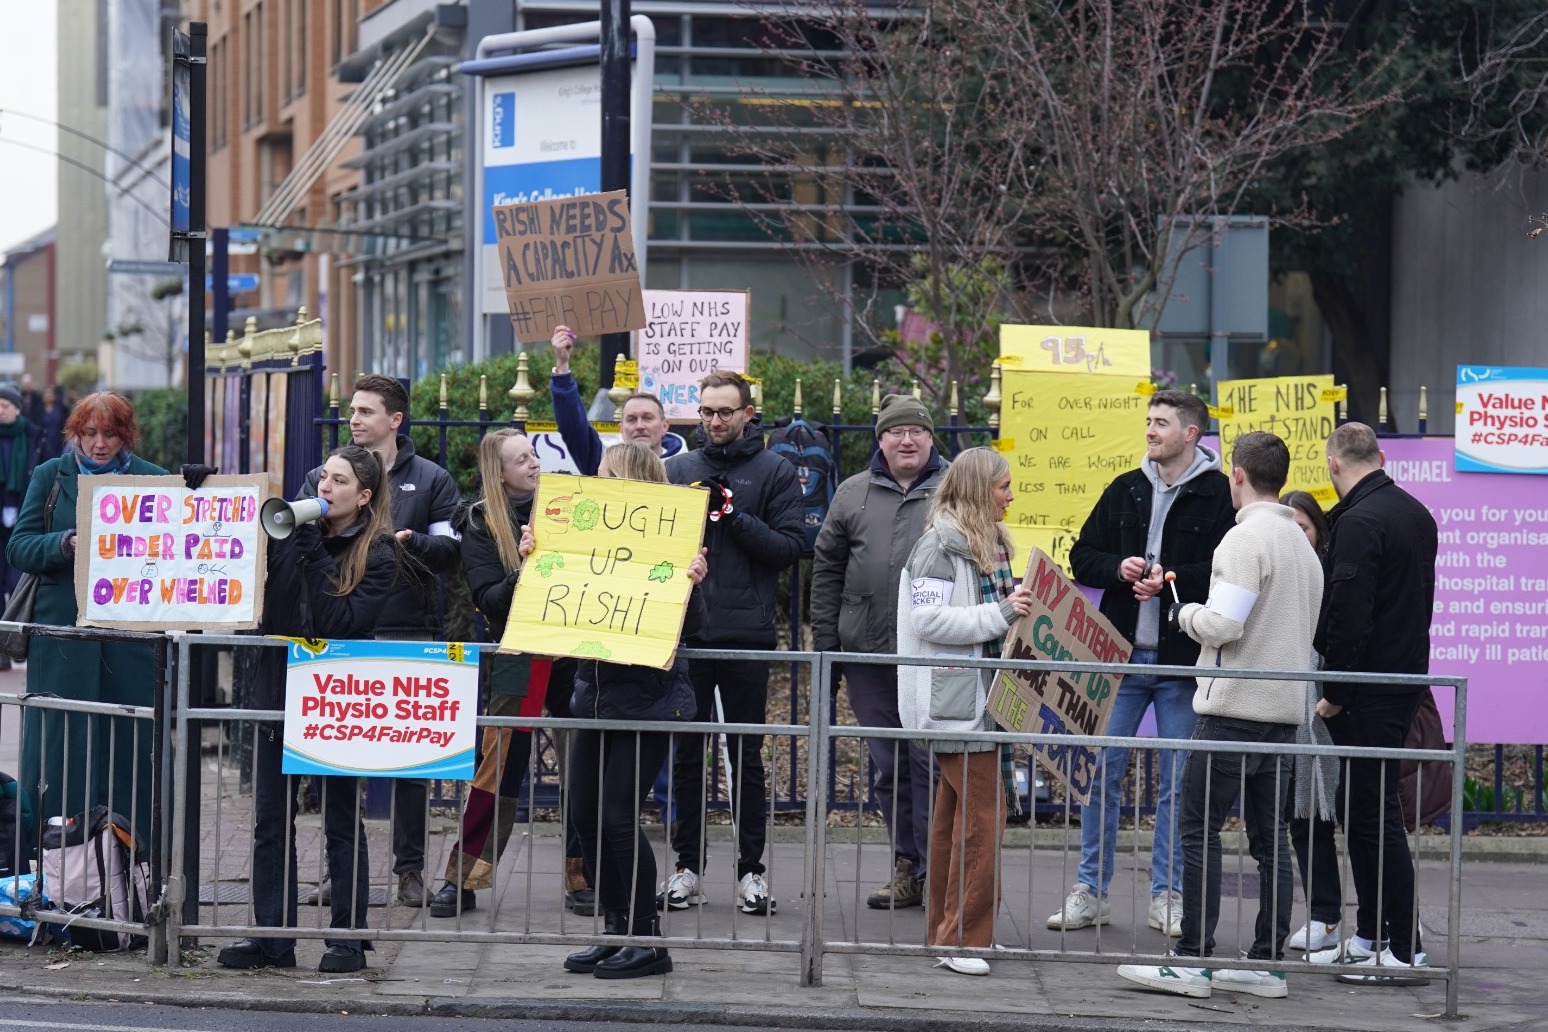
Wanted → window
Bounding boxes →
[243,11,253,127]
[255,3,265,122]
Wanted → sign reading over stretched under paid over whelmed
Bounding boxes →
[491,189,646,343]
[503,473,707,669]
[281,639,479,779]
[1216,374,1341,506]
[988,546,1131,805]
[74,474,267,631]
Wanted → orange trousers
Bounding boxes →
[927,749,1004,949]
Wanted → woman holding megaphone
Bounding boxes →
[218,444,399,974]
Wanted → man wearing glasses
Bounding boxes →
[662,371,805,916]
[809,394,945,911]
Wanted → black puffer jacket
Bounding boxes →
[459,493,565,699]
[570,589,705,722]
[1069,464,1235,668]
[664,420,805,647]
[1314,470,1438,706]
[253,520,397,709]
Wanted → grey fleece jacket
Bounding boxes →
[1134,444,1222,648]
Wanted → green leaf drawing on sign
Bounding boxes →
[535,552,564,577]
[572,640,612,658]
[648,561,674,583]
[573,498,601,531]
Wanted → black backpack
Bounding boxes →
[0,771,32,878]
[767,417,835,557]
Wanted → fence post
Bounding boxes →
[801,651,832,988]
[1446,676,1467,1019]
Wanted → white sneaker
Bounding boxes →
[1212,968,1288,998]
[1288,920,1340,951]
[660,867,705,910]
[1307,939,1378,965]
[1148,890,1183,937]
[1047,884,1110,930]
[737,871,775,915]
[1338,949,1431,985]
[1116,962,1212,998]
[935,956,990,976]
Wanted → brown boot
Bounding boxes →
[565,857,597,916]
[866,857,923,910]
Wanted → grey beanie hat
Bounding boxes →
[875,394,934,437]
[0,383,23,412]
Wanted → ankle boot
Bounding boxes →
[563,909,627,973]
[565,857,598,916]
[594,917,672,979]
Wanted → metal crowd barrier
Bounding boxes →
[0,625,1467,1019]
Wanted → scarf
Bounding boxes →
[976,543,1023,818]
[74,446,135,476]
[0,417,27,495]
[1295,682,1340,822]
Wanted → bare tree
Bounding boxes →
[111,277,186,387]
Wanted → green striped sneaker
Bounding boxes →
[1213,968,1288,998]
[1116,962,1213,998]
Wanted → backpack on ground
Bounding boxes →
[0,770,33,878]
[40,805,150,951]
[767,416,835,557]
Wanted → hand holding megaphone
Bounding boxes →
[260,496,330,539]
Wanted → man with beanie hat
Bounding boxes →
[811,394,946,909]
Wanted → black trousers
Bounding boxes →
[1290,813,1342,925]
[1326,689,1426,961]
[1176,716,1295,962]
[671,656,769,879]
[569,728,672,933]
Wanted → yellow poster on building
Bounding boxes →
[998,325,1151,381]
[1216,375,1339,506]
[501,473,707,670]
[998,370,1149,570]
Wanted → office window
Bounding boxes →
[255,3,265,122]
[295,0,307,92]
[243,12,253,127]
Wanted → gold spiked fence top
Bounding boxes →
[206,307,324,369]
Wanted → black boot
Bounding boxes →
[428,881,477,918]
[593,917,672,979]
[563,909,627,973]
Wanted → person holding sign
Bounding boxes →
[1054,390,1234,939]
[1116,431,1322,1000]
[897,447,1032,975]
[563,442,708,979]
[661,371,805,917]
[429,429,551,919]
[549,325,684,469]
[9,392,167,849]
[216,445,399,974]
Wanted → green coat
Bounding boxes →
[9,452,168,848]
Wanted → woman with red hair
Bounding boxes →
[8,391,167,847]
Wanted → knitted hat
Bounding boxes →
[0,384,22,412]
[875,394,934,437]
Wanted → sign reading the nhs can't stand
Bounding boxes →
[281,639,479,779]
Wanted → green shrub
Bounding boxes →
[133,387,189,471]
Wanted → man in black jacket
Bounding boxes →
[1309,422,1437,980]
[661,371,805,916]
[1052,390,1235,938]
[301,374,462,907]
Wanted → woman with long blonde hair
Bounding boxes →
[895,446,1032,976]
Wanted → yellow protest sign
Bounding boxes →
[999,371,1147,570]
[1216,375,1338,507]
[502,473,706,669]
[999,325,1150,380]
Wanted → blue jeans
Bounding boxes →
[1076,649,1194,897]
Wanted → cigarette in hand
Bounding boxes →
[1165,571,1180,605]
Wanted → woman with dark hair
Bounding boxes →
[1280,489,1340,952]
[9,392,167,847]
[39,385,69,463]
[0,383,42,610]
[562,442,707,980]
[217,445,399,973]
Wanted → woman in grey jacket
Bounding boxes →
[896,448,1032,975]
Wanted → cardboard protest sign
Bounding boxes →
[988,546,1131,805]
[502,473,706,669]
[1216,374,1340,506]
[999,325,1151,380]
[281,639,479,779]
[998,369,1148,570]
[637,290,750,420]
[1454,365,1548,474]
[75,474,267,631]
[491,189,645,343]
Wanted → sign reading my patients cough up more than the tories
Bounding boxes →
[281,639,480,779]
[502,473,707,670]
[74,474,268,631]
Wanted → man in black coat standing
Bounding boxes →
[1311,422,1437,980]
[661,371,805,917]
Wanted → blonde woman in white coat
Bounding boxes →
[896,447,1032,975]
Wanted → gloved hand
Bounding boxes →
[290,520,326,561]
[181,463,219,490]
[701,475,735,523]
[1166,602,1186,636]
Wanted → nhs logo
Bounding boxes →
[491,92,515,149]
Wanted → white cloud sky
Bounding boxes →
[0,1,59,256]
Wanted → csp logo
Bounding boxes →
[491,92,515,149]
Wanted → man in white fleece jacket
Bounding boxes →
[1118,431,1323,1002]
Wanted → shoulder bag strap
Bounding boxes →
[42,472,63,534]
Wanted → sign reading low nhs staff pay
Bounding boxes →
[479,61,649,318]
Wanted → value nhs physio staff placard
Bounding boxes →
[281,639,478,779]
[1455,365,1548,474]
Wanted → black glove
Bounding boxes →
[701,475,735,523]
[290,520,326,561]
[181,463,219,490]
[1166,602,1185,635]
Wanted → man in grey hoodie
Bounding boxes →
[1051,390,1236,937]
